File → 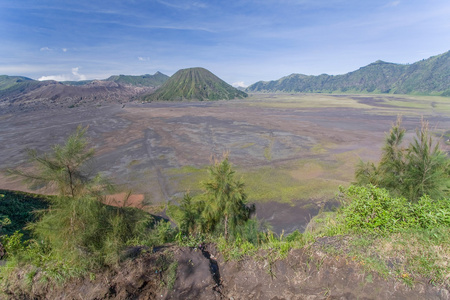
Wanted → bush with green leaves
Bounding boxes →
[338,185,412,233]
[1,127,155,284]
[338,185,450,234]
[0,190,50,239]
[355,117,449,201]
[178,156,255,240]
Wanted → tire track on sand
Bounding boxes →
[145,129,171,203]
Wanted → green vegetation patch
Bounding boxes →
[239,161,342,203]
[165,165,208,195]
[165,153,359,204]
[0,190,51,239]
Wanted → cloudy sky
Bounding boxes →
[1,0,449,87]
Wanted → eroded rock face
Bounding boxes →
[2,245,449,300]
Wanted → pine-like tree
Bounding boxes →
[354,117,449,201]
[10,126,95,197]
[378,115,406,196]
[202,156,252,239]
[404,119,449,200]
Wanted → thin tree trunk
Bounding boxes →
[67,165,75,197]
[224,214,228,240]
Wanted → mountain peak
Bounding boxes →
[144,67,248,101]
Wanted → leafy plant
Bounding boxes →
[8,126,99,197]
[1,127,155,285]
[201,155,254,240]
[355,117,449,201]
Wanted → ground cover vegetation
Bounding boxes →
[0,118,449,295]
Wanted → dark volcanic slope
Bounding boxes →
[0,72,171,113]
[0,80,156,114]
[144,67,248,101]
[247,50,450,96]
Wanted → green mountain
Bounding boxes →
[0,75,35,90]
[247,51,450,96]
[105,72,169,87]
[0,76,47,99]
[61,72,169,87]
[144,67,248,101]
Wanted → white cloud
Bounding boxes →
[62,48,68,52]
[38,67,87,81]
[40,47,52,52]
[71,67,87,80]
[138,56,150,61]
[232,81,247,88]
[384,1,400,8]
[38,74,71,81]
[156,0,207,10]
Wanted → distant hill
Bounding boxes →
[105,72,169,87]
[246,51,450,96]
[0,76,49,99]
[0,72,170,113]
[61,72,169,87]
[144,67,248,101]
[0,75,35,90]
[0,79,157,114]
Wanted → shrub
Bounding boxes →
[355,117,449,201]
[338,185,450,233]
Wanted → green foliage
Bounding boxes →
[175,232,207,248]
[404,120,449,200]
[409,195,450,229]
[313,184,450,285]
[201,156,253,239]
[0,190,50,239]
[175,157,255,240]
[377,116,406,194]
[179,193,203,235]
[1,231,26,258]
[20,194,153,268]
[338,185,411,233]
[9,126,98,197]
[338,185,450,233]
[355,117,449,201]
[150,220,176,245]
[354,160,378,186]
[0,127,157,285]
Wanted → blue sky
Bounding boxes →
[1,0,449,87]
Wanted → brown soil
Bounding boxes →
[104,193,146,208]
[3,243,448,300]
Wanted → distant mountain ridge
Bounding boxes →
[246,51,450,96]
[0,72,168,114]
[144,67,248,101]
[61,72,170,87]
